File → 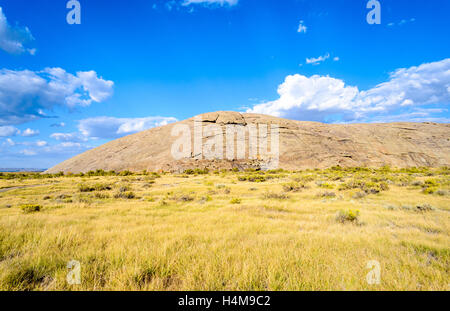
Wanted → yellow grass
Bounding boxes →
[0,168,448,291]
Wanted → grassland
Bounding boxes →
[0,167,449,291]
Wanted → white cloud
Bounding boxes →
[35,140,48,147]
[60,142,81,148]
[15,115,176,163]
[21,149,37,156]
[5,138,14,146]
[50,122,66,128]
[2,138,48,147]
[31,142,89,157]
[0,7,34,54]
[297,20,307,33]
[1,138,89,163]
[333,56,340,62]
[305,53,330,65]
[247,58,450,123]
[0,125,20,137]
[78,116,178,139]
[21,128,39,137]
[388,18,416,27]
[51,116,178,143]
[182,0,238,6]
[50,132,87,143]
[0,68,114,125]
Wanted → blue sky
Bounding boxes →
[0,0,449,168]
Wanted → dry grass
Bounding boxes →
[0,167,448,291]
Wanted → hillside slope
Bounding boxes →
[46,111,450,173]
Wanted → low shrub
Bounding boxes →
[422,187,437,195]
[239,175,266,182]
[353,191,367,199]
[336,209,360,223]
[230,198,242,204]
[200,195,212,203]
[94,183,112,191]
[78,184,95,192]
[316,181,335,189]
[184,168,209,175]
[56,194,71,200]
[78,183,112,192]
[119,170,134,176]
[401,205,413,211]
[20,204,41,214]
[424,179,439,187]
[436,190,447,196]
[282,182,306,192]
[318,191,336,198]
[415,204,435,212]
[94,192,110,199]
[178,195,194,202]
[118,185,132,193]
[384,205,397,211]
[114,191,136,199]
[401,204,435,212]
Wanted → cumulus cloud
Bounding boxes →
[21,128,39,137]
[2,138,48,148]
[0,68,114,125]
[0,126,40,137]
[182,0,238,6]
[297,20,307,33]
[0,7,35,54]
[21,149,37,156]
[0,125,20,137]
[50,116,178,143]
[247,58,450,123]
[50,132,87,143]
[78,116,178,139]
[18,141,83,157]
[5,138,14,146]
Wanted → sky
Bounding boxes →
[0,0,449,169]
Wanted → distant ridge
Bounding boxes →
[0,168,46,173]
[46,111,450,173]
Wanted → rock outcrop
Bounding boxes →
[46,111,450,173]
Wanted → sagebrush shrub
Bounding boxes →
[20,204,41,214]
[318,191,336,198]
[336,209,360,223]
[282,182,305,192]
[114,191,136,199]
